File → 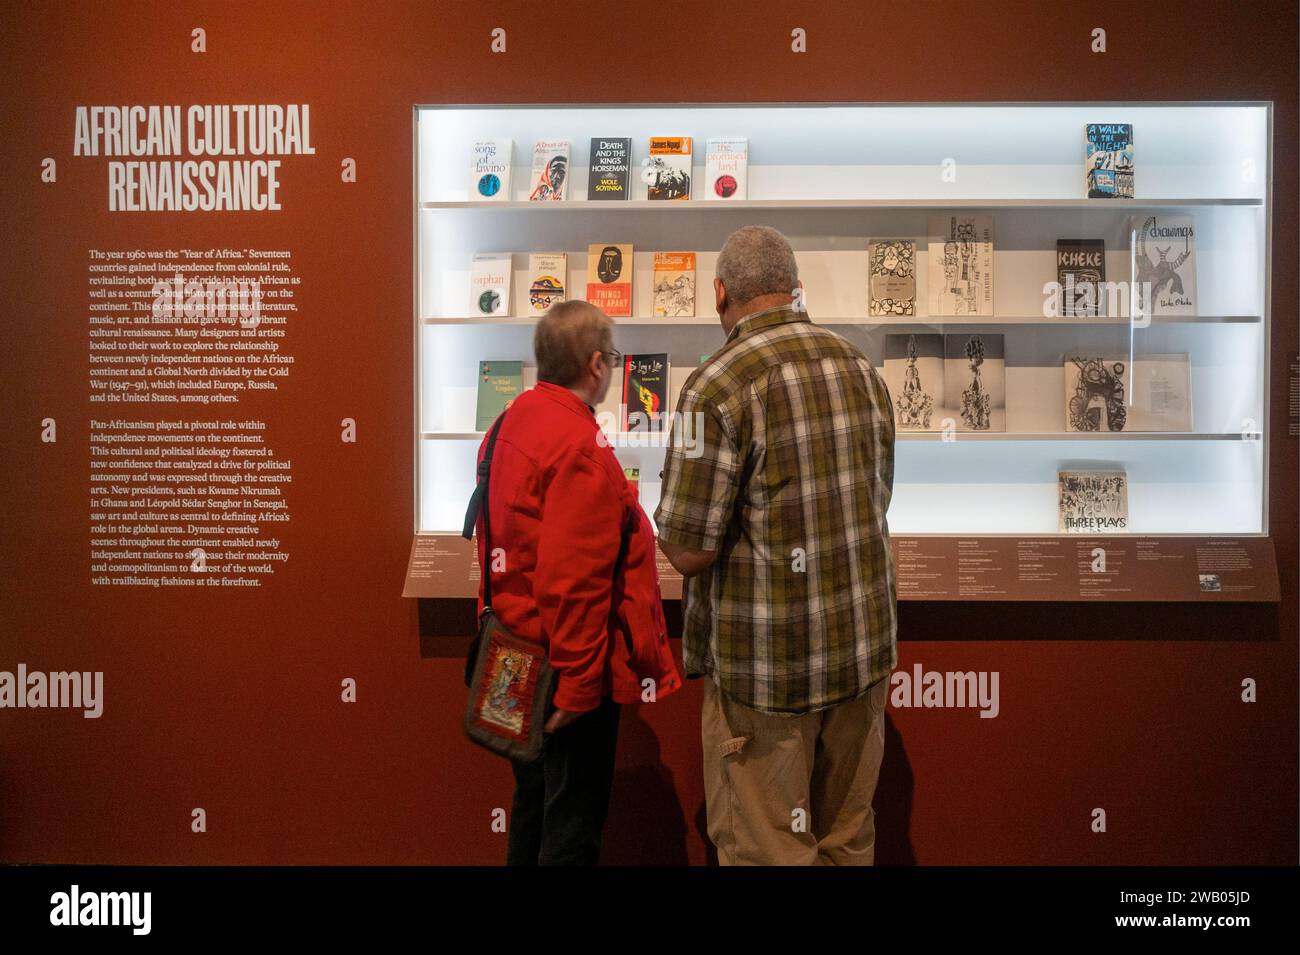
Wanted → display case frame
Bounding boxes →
[405,102,1279,603]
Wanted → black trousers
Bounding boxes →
[506,697,621,866]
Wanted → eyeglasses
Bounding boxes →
[603,349,623,367]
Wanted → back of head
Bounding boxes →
[533,300,614,387]
[715,225,800,308]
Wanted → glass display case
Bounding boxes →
[407,103,1275,601]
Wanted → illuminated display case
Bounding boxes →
[407,103,1276,602]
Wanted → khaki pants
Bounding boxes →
[701,675,889,866]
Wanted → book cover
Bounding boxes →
[470,253,512,316]
[653,251,696,317]
[646,136,692,201]
[587,137,631,200]
[1057,239,1106,318]
[943,333,1005,431]
[1063,356,1128,432]
[1058,470,1129,533]
[868,240,917,316]
[476,360,523,431]
[469,139,512,201]
[705,137,747,200]
[585,243,633,317]
[527,140,569,201]
[928,215,994,316]
[1085,124,1134,199]
[883,334,944,431]
[526,253,566,315]
[1133,215,1197,317]
[621,353,669,432]
[1128,353,1193,432]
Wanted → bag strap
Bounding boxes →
[462,410,509,609]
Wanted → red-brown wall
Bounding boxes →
[0,0,1295,865]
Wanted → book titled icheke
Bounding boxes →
[470,139,512,200]
[1058,470,1129,533]
[528,140,569,201]
[647,137,692,200]
[527,253,566,315]
[653,251,695,317]
[586,243,633,317]
[470,253,512,316]
[1085,124,1133,198]
[476,360,522,431]
[587,137,631,200]
[622,354,669,432]
[1057,239,1106,317]
[705,137,747,199]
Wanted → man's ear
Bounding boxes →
[714,277,726,316]
[588,350,604,379]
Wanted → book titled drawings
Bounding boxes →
[705,137,747,199]
[470,253,512,316]
[528,140,569,201]
[653,252,696,317]
[527,253,566,315]
[869,240,916,316]
[1085,124,1134,199]
[585,243,633,317]
[1058,470,1129,533]
[646,137,692,200]
[928,215,994,317]
[1133,215,1196,317]
[469,139,512,201]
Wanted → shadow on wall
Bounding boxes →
[602,706,690,865]
[607,708,917,866]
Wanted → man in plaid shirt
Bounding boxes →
[655,225,897,866]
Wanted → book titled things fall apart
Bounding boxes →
[585,243,633,317]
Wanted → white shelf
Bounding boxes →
[422,314,1262,326]
[422,198,1263,211]
[420,430,1261,443]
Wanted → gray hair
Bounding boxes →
[715,225,799,307]
[534,299,614,387]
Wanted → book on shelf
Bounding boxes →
[705,137,747,200]
[1056,239,1106,318]
[646,136,692,200]
[621,353,670,432]
[944,333,1005,432]
[1133,214,1197,317]
[1058,470,1129,533]
[528,140,569,201]
[624,466,640,499]
[883,333,944,431]
[585,243,633,317]
[928,215,994,317]
[1063,356,1128,432]
[1085,124,1134,199]
[1128,353,1193,432]
[469,139,512,201]
[470,253,512,316]
[527,253,566,315]
[868,240,917,316]
[653,252,696,317]
[587,137,631,200]
[476,360,523,431]
[1064,353,1193,432]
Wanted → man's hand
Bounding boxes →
[658,536,719,577]
[544,707,583,734]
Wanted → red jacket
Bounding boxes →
[474,381,681,712]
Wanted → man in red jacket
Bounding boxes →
[473,299,681,866]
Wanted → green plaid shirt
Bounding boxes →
[655,305,897,714]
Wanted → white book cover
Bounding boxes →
[1133,215,1196,317]
[469,138,512,201]
[943,333,1005,432]
[1058,470,1129,533]
[883,334,944,431]
[1063,356,1128,432]
[1129,353,1193,432]
[868,240,917,316]
[528,140,569,201]
[470,253,512,316]
[526,253,567,315]
[928,215,994,317]
[705,137,748,200]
